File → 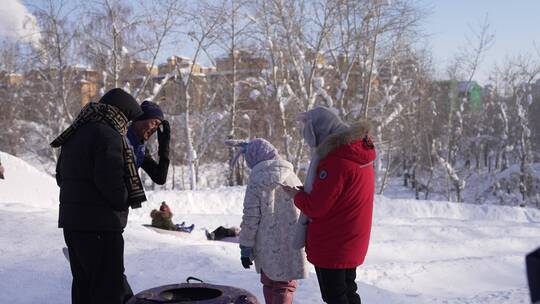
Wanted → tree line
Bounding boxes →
[0,0,538,206]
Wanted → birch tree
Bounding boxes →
[434,17,494,202]
[172,0,226,190]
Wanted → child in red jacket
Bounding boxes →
[150,202,194,233]
[283,108,375,304]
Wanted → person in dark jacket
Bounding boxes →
[527,247,540,304]
[52,88,146,304]
[283,115,376,304]
[126,100,170,184]
[0,157,4,179]
[205,226,240,240]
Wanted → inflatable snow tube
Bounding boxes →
[128,277,259,304]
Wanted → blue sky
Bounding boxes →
[11,0,540,83]
[423,0,540,82]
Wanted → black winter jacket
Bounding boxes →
[56,92,142,231]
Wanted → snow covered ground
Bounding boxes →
[0,151,538,304]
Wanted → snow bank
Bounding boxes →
[130,188,540,224]
[1,150,539,225]
[128,187,246,223]
[0,151,59,208]
[0,154,538,304]
[375,195,540,223]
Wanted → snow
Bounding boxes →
[249,89,261,101]
[313,76,324,89]
[0,151,58,208]
[0,151,539,304]
[179,68,191,87]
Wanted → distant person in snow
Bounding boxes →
[0,159,4,179]
[205,226,240,240]
[226,138,307,304]
[52,88,146,304]
[150,202,194,233]
[126,100,170,185]
[282,106,376,304]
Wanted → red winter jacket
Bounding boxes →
[294,124,376,269]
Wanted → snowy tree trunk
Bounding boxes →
[378,140,392,195]
[227,55,239,186]
[176,64,198,191]
[112,25,120,88]
[183,92,197,191]
[361,7,381,119]
[279,108,291,161]
[517,89,533,202]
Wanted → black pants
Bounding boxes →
[527,247,540,303]
[63,230,133,304]
[315,267,361,304]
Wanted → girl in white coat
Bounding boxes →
[226,138,307,304]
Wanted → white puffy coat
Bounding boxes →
[239,159,308,281]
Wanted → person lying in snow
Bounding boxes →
[205,226,240,240]
[150,202,194,233]
[226,138,307,304]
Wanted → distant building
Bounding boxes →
[209,50,268,108]
[159,56,202,75]
[120,59,158,90]
[457,81,483,109]
[150,55,212,114]
[0,71,22,88]
[67,66,99,106]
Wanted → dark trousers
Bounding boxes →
[527,247,540,303]
[315,267,361,304]
[63,230,133,304]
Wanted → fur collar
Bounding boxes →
[316,120,372,159]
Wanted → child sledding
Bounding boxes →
[147,202,195,233]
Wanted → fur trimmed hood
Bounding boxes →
[316,120,373,159]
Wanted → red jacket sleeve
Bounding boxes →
[294,159,346,219]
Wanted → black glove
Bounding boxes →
[241,257,253,269]
[157,120,170,159]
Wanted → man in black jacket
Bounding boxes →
[52,88,145,304]
[126,100,170,184]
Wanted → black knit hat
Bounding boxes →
[99,88,143,121]
[135,100,164,122]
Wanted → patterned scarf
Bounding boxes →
[51,102,147,208]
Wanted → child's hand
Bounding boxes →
[240,245,254,269]
[241,257,253,269]
[281,185,300,199]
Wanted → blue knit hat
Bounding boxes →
[136,100,164,121]
[225,138,279,169]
